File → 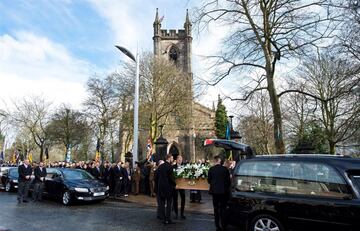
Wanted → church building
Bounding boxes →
[146,9,216,162]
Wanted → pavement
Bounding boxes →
[0,191,222,231]
[110,190,214,215]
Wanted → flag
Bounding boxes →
[159,15,164,23]
[225,123,231,140]
[65,144,71,163]
[225,123,233,160]
[146,137,152,160]
[95,139,100,162]
[28,151,33,163]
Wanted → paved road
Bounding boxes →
[0,192,238,231]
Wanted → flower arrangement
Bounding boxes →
[174,163,210,179]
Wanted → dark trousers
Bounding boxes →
[114,180,123,196]
[17,181,30,202]
[106,178,115,196]
[173,189,185,216]
[144,176,150,195]
[156,193,161,218]
[212,194,227,229]
[32,182,44,201]
[123,179,130,194]
[158,196,172,222]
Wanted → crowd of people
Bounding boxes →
[1,154,237,231]
[1,157,213,200]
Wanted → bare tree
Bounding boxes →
[298,52,360,153]
[282,81,316,147]
[11,96,51,161]
[237,90,275,154]
[84,75,121,161]
[339,0,360,61]
[0,109,9,139]
[139,54,191,143]
[46,105,90,160]
[12,127,37,161]
[111,71,135,160]
[195,0,342,153]
[0,109,9,160]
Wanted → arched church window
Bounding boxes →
[169,46,178,62]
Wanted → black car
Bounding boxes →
[42,168,109,205]
[225,154,360,231]
[0,167,18,192]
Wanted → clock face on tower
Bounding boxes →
[169,46,178,62]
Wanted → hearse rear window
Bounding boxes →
[235,161,351,198]
[237,161,345,183]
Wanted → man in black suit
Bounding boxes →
[154,154,176,224]
[113,161,124,198]
[103,161,114,195]
[17,159,33,203]
[32,161,47,202]
[91,161,102,180]
[122,161,131,197]
[208,155,231,231]
[172,155,186,219]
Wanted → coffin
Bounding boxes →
[175,178,209,190]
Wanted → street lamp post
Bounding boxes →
[115,45,139,165]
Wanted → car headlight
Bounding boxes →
[12,179,18,183]
[74,187,89,193]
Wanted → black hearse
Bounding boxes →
[225,155,360,231]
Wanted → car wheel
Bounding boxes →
[62,191,71,205]
[5,181,11,192]
[249,214,284,231]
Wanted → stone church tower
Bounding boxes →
[151,9,215,162]
[153,8,193,97]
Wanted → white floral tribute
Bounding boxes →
[174,163,210,179]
